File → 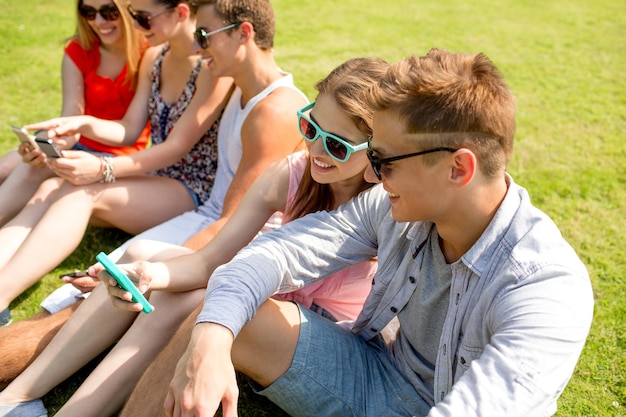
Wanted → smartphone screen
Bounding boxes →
[34,138,62,158]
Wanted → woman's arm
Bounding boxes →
[108,68,234,177]
[25,46,161,146]
[18,53,86,165]
[32,49,233,183]
[60,53,85,118]
[103,159,291,309]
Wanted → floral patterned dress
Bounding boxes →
[148,44,221,203]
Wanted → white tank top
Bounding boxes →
[198,72,308,227]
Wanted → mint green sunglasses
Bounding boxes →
[297,102,368,162]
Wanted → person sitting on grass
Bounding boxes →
[0,0,235,328]
[0,0,150,194]
[0,0,308,414]
[0,0,308,390]
[0,56,385,417]
[163,48,594,417]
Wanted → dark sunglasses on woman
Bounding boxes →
[127,4,172,30]
[79,3,120,21]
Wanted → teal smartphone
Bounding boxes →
[95,252,154,314]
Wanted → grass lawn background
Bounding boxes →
[0,0,624,415]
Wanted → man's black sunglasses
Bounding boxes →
[366,147,457,180]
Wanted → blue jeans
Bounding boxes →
[71,141,114,157]
[256,304,432,417]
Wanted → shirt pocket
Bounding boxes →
[455,340,484,374]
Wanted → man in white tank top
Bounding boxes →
[0,0,308,389]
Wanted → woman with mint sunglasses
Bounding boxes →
[297,101,369,162]
[116,56,389,416]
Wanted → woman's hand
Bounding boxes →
[47,150,103,185]
[60,270,101,293]
[97,260,168,312]
[17,142,47,167]
[25,117,84,147]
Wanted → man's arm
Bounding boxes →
[428,267,593,417]
[196,186,382,336]
[164,322,238,417]
[184,88,306,250]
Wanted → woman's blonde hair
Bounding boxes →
[72,0,145,89]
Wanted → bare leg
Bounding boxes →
[0,161,55,226]
[0,176,194,311]
[232,299,300,387]
[0,150,21,185]
[54,289,205,417]
[0,285,137,405]
[120,303,201,417]
[0,301,82,390]
[0,238,196,411]
[123,300,300,417]
[0,177,63,269]
[0,241,192,392]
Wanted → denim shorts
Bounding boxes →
[71,141,114,157]
[176,179,201,208]
[256,304,432,417]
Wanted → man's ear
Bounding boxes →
[175,3,191,21]
[239,21,254,43]
[449,149,476,186]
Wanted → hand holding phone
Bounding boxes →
[59,270,100,293]
[59,270,89,279]
[96,252,154,314]
[11,125,39,151]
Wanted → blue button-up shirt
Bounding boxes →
[199,177,594,417]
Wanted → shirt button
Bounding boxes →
[370,328,378,332]
[460,357,466,365]
[390,307,398,313]
[409,276,416,283]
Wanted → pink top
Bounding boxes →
[272,151,377,322]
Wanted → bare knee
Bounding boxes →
[0,150,20,182]
[37,176,63,193]
[233,299,300,386]
[123,240,162,262]
[122,240,193,263]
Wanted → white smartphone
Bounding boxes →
[11,125,39,150]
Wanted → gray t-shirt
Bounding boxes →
[391,225,451,404]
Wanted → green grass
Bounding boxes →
[1,0,625,415]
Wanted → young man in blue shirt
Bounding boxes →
[166,48,593,417]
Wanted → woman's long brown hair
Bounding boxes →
[284,57,389,222]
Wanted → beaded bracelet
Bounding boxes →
[100,156,116,183]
